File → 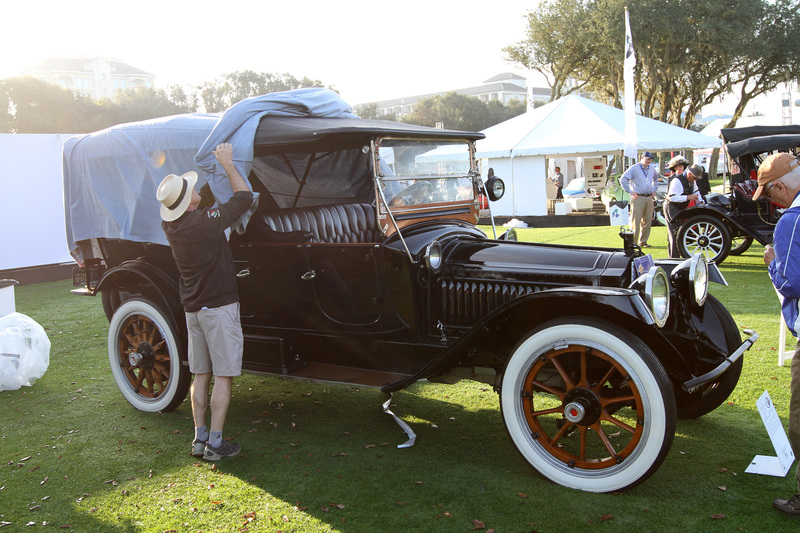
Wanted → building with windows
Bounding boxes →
[23,57,155,100]
[369,73,550,118]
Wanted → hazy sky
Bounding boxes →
[3,0,542,106]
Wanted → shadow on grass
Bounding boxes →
[4,366,799,532]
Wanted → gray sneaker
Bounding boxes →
[191,439,206,457]
[203,439,241,461]
[773,494,800,517]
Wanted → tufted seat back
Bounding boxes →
[733,179,758,201]
[261,203,379,243]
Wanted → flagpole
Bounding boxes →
[623,6,638,169]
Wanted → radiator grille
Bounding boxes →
[437,279,542,327]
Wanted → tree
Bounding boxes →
[402,93,526,131]
[504,0,800,128]
[0,77,100,133]
[103,86,196,123]
[197,70,327,112]
[504,0,594,101]
[725,0,800,125]
[353,102,397,121]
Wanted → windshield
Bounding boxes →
[377,138,474,206]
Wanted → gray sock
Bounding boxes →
[208,430,223,448]
[195,426,208,442]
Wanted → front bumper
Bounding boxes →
[682,329,759,392]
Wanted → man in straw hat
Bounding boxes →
[157,142,254,461]
[663,159,705,258]
[753,152,800,517]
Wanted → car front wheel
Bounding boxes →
[108,298,190,412]
[677,216,731,264]
[500,318,676,493]
[674,294,744,419]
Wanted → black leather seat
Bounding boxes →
[261,203,378,243]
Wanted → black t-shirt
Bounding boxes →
[162,191,253,312]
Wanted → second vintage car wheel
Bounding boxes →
[501,318,676,493]
[729,235,754,256]
[678,216,731,264]
[108,298,190,412]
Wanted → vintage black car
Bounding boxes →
[671,125,800,264]
[67,111,756,493]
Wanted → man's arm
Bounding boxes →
[768,213,800,299]
[620,168,633,195]
[213,143,249,193]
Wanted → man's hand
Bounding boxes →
[764,244,776,266]
[688,193,699,202]
[213,143,234,167]
[212,143,249,193]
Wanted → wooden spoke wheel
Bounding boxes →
[108,298,190,412]
[501,318,676,493]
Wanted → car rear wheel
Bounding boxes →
[500,318,676,493]
[108,298,190,412]
[729,235,753,256]
[677,216,731,264]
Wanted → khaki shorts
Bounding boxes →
[185,302,243,377]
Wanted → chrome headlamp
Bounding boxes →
[642,266,670,328]
[424,240,443,271]
[670,253,708,307]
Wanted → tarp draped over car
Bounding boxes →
[63,88,357,252]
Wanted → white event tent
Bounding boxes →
[477,93,722,216]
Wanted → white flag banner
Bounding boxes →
[623,8,638,161]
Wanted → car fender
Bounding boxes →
[95,258,182,324]
[382,286,688,393]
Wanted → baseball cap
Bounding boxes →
[642,151,654,159]
[752,153,800,200]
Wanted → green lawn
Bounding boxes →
[1,225,798,532]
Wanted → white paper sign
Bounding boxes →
[745,390,796,477]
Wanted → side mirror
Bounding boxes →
[485,168,505,201]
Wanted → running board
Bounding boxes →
[244,361,411,389]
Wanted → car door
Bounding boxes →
[304,243,383,326]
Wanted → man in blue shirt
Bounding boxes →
[753,152,800,518]
[621,151,660,248]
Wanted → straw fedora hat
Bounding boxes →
[156,171,198,221]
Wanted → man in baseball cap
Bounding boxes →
[752,152,800,201]
[759,152,800,517]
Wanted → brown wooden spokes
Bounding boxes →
[117,313,171,399]
[521,344,645,469]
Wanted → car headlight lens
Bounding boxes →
[485,176,505,201]
[644,267,670,328]
[425,240,443,271]
[689,254,708,306]
[670,253,709,307]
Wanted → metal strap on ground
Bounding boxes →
[382,394,416,448]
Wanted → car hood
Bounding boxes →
[442,238,632,286]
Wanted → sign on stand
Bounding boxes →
[745,390,795,477]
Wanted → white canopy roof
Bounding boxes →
[476,93,722,159]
